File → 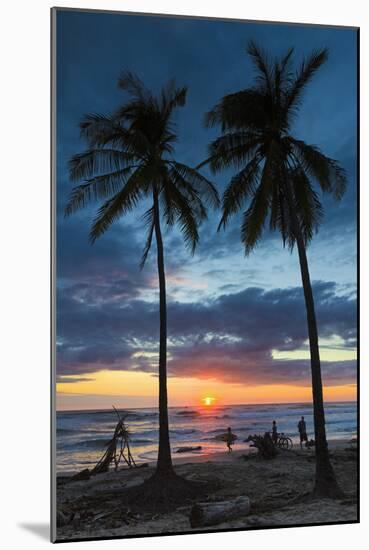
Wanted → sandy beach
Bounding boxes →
[56,437,358,541]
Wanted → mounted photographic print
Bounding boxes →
[51,7,359,543]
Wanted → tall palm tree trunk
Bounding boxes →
[153,187,174,476]
[284,179,343,498]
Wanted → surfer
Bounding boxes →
[226,426,235,453]
[214,428,238,450]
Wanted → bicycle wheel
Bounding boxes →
[286,438,293,449]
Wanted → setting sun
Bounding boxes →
[203,396,216,406]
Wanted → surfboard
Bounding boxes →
[215,433,238,442]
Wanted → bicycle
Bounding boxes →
[272,432,293,450]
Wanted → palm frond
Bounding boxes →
[160,188,175,227]
[241,190,269,255]
[291,168,324,245]
[288,138,347,198]
[169,161,220,208]
[241,155,274,254]
[163,171,206,225]
[79,111,151,156]
[269,184,291,248]
[279,48,294,83]
[79,114,122,147]
[64,166,135,216]
[204,132,262,172]
[204,90,270,132]
[69,149,137,182]
[247,40,274,96]
[117,71,151,103]
[89,166,146,242]
[160,80,187,118]
[285,48,328,115]
[275,48,294,104]
[161,182,200,253]
[218,157,261,230]
[140,206,155,269]
[160,132,177,154]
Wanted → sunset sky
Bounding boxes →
[55,10,357,410]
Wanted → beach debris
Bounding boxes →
[70,468,91,482]
[176,446,202,453]
[56,505,140,531]
[240,453,256,461]
[57,476,72,486]
[245,433,278,459]
[67,406,139,482]
[72,512,81,529]
[92,506,138,524]
[57,509,72,527]
[90,406,137,474]
[190,496,250,527]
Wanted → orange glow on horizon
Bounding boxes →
[202,396,216,406]
[56,369,357,410]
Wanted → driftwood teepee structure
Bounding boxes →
[90,406,136,475]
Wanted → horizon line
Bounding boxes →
[56,399,357,414]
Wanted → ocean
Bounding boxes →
[56,401,357,473]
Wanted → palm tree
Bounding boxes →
[65,72,219,484]
[202,42,346,498]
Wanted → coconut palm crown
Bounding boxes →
[66,72,219,262]
[203,42,346,252]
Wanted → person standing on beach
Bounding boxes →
[226,427,234,453]
[298,416,308,449]
[272,420,278,444]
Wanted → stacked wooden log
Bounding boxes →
[190,496,250,527]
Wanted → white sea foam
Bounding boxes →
[56,401,357,472]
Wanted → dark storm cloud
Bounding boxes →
[57,280,356,386]
[57,214,158,293]
[168,345,356,386]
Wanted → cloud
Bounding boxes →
[57,376,96,383]
[56,279,356,387]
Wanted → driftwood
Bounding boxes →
[70,468,91,481]
[190,496,250,527]
[69,407,138,482]
[91,407,136,475]
[176,446,202,453]
[245,432,278,459]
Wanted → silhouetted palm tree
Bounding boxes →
[66,72,219,481]
[202,42,346,498]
